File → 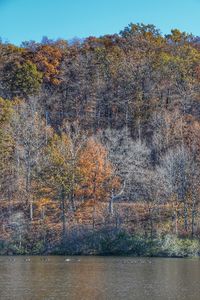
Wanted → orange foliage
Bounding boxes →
[32,45,63,85]
[77,138,119,202]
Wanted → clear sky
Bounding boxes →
[0,0,200,45]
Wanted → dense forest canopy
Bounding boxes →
[1,23,200,255]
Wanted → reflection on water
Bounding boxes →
[0,256,200,300]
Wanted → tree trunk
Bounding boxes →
[30,200,33,221]
[109,189,114,215]
[61,188,67,245]
[109,197,114,215]
[191,197,196,237]
[183,200,188,232]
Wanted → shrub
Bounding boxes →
[160,234,200,257]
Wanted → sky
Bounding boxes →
[0,0,200,45]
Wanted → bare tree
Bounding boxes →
[12,98,47,221]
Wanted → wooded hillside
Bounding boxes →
[1,24,200,255]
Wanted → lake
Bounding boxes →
[0,256,200,299]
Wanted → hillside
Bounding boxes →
[0,23,200,256]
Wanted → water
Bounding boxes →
[0,256,200,300]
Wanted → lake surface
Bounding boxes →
[0,256,200,300]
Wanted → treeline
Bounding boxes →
[0,24,200,255]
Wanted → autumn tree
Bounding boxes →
[31,45,63,85]
[78,137,118,228]
[39,130,85,243]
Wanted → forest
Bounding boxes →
[0,23,200,256]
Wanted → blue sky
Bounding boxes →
[0,0,200,45]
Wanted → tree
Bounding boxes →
[100,128,151,200]
[158,147,200,234]
[39,131,84,243]
[2,60,42,98]
[11,99,48,220]
[78,137,118,227]
[0,98,15,203]
[31,45,63,85]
